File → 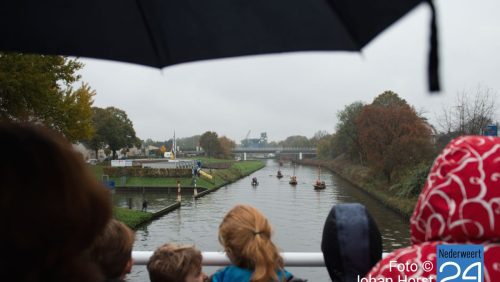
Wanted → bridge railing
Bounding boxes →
[233,147,316,151]
[133,251,388,266]
[133,251,324,266]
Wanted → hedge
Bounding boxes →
[202,162,232,169]
[102,166,192,177]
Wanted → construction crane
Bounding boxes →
[242,130,251,147]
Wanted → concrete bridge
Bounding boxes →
[232,146,316,160]
[180,147,317,160]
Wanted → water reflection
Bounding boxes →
[127,159,410,282]
[113,191,177,212]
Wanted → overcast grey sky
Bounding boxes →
[77,0,500,143]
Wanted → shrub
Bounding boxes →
[102,166,192,178]
[390,162,432,198]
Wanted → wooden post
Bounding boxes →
[193,178,198,198]
[177,180,181,202]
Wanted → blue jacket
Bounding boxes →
[210,265,293,282]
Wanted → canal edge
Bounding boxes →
[194,162,266,199]
[125,161,266,229]
[293,159,415,219]
[133,202,181,230]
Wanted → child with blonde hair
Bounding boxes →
[211,204,306,282]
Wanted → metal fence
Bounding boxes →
[133,251,325,266]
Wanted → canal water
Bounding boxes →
[121,159,410,282]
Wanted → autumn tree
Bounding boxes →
[372,90,408,107]
[357,92,434,183]
[332,101,365,163]
[218,136,236,159]
[199,131,221,158]
[0,52,94,141]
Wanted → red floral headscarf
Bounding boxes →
[411,136,500,244]
[366,136,500,282]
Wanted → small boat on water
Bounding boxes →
[289,164,297,185]
[313,180,326,190]
[277,170,283,179]
[251,177,259,186]
[313,166,326,190]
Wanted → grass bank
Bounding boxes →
[295,157,417,218]
[113,207,153,229]
[89,159,264,190]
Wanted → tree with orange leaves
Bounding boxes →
[356,91,434,183]
[218,136,236,159]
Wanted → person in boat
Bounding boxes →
[314,180,325,188]
[251,177,258,185]
[210,205,306,282]
[322,203,382,282]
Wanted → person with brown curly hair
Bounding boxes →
[89,219,135,282]
[147,243,207,282]
[0,123,112,282]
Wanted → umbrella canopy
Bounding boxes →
[0,0,438,90]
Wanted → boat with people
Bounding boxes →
[251,177,259,186]
[289,164,297,185]
[313,166,326,190]
[313,180,326,190]
[277,170,283,179]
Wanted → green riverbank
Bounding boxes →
[113,207,153,229]
[90,159,264,189]
[295,157,418,218]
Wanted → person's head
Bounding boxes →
[0,122,112,281]
[410,136,500,244]
[147,243,204,282]
[321,203,382,282]
[89,219,135,281]
[218,204,284,282]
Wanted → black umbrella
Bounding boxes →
[0,0,439,91]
